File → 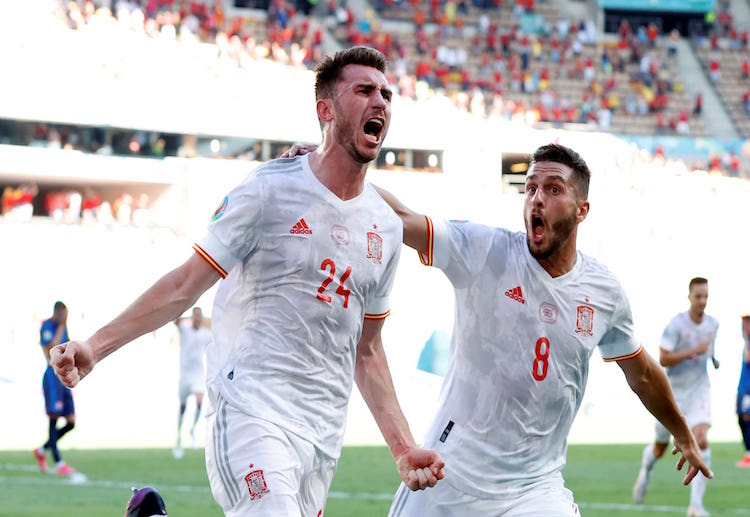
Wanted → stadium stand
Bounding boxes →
[692,0,750,138]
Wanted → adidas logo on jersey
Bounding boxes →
[505,286,525,304]
[290,218,312,235]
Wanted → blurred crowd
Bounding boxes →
[0,0,745,181]
[1,182,153,226]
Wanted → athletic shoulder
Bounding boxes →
[365,183,407,228]
[254,157,305,179]
[578,252,628,295]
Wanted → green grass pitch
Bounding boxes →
[1,443,748,516]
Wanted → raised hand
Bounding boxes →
[50,341,96,388]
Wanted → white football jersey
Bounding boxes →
[660,311,719,397]
[177,321,210,381]
[418,218,641,498]
[194,154,401,458]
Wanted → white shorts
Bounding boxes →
[655,383,711,443]
[388,473,580,516]
[205,393,338,517]
[178,375,205,404]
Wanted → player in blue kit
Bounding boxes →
[736,313,750,468]
[33,301,77,476]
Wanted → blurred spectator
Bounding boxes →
[708,54,721,83]
[132,193,151,227]
[667,29,679,57]
[676,110,689,135]
[114,192,134,225]
[730,151,741,177]
[45,191,69,221]
[81,188,103,223]
[2,183,37,220]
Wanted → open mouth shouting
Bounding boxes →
[531,213,545,245]
[363,117,385,145]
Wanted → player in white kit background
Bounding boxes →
[632,277,719,517]
[48,46,445,516]
[172,306,210,459]
[373,143,712,516]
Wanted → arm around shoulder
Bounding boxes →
[371,184,430,252]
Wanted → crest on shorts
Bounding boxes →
[575,305,594,337]
[244,465,269,500]
[366,230,382,264]
[331,224,350,246]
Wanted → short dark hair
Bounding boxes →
[531,143,591,199]
[689,277,708,291]
[53,301,66,311]
[314,46,387,101]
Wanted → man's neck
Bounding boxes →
[308,147,368,201]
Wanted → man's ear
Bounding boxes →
[316,98,333,123]
[576,199,590,222]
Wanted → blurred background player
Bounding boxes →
[33,301,77,476]
[633,277,719,517]
[172,306,210,459]
[737,312,750,468]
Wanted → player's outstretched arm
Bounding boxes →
[50,253,221,388]
[354,317,445,490]
[617,349,713,484]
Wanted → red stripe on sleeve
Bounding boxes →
[364,310,391,320]
[418,216,434,266]
[603,344,644,363]
[193,244,228,278]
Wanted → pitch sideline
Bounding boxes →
[2,463,749,515]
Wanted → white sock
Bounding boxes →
[641,443,658,472]
[690,447,711,508]
[177,411,184,446]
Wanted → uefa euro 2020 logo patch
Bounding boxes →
[212,195,229,221]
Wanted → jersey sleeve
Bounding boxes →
[659,316,680,352]
[417,217,495,288]
[599,288,643,361]
[364,231,401,319]
[194,173,264,278]
[365,211,404,319]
